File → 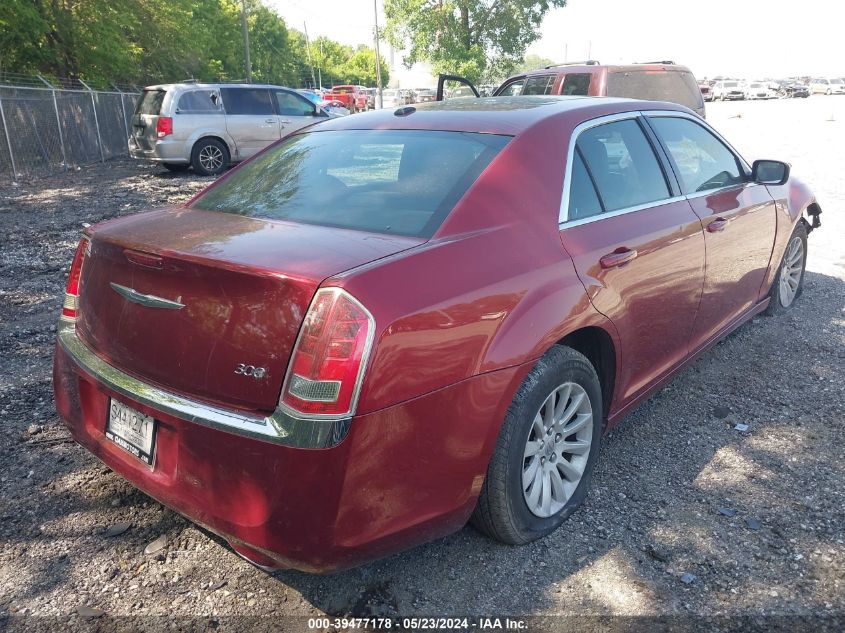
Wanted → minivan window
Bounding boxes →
[522,75,556,96]
[576,119,670,212]
[568,150,603,220]
[221,88,274,115]
[177,90,222,113]
[607,70,703,111]
[191,130,510,238]
[275,91,314,117]
[648,116,745,194]
[561,74,591,96]
[135,89,166,115]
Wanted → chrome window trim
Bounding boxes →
[57,323,352,448]
[559,110,673,226]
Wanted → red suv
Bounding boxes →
[54,97,821,572]
[326,85,368,113]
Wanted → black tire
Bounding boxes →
[162,162,189,172]
[191,138,230,177]
[471,345,603,545]
[765,222,808,316]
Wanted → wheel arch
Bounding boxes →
[188,132,236,159]
[556,326,617,421]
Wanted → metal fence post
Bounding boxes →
[80,79,105,162]
[0,91,17,181]
[114,84,130,142]
[39,75,68,171]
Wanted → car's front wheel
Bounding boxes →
[191,138,230,177]
[766,222,808,315]
[471,345,603,545]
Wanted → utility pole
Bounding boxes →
[241,0,252,82]
[373,0,383,108]
[318,40,323,90]
[304,22,317,88]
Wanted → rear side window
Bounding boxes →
[561,74,591,96]
[177,90,222,113]
[191,130,510,238]
[135,90,166,115]
[568,151,603,220]
[522,75,556,95]
[607,70,703,111]
[576,119,670,212]
[221,88,274,115]
[648,117,745,193]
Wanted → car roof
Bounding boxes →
[519,62,693,77]
[142,83,293,91]
[313,95,689,136]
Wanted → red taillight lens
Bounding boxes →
[156,116,173,138]
[281,288,374,417]
[61,236,89,322]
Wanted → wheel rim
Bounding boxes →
[198,145,224,172]
[522,382,593,518]
[778,236,804,308]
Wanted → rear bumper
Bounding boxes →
[127,137,189,163]
[53,324,530,572]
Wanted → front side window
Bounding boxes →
[522,75,556,96]
[575,118,670,212]
[221,88,274,115]
[177,90,222,113]
[561,73,591,96]
[648,116,745,194]
[275,91,314,117]
[191,130,510,238]
[497,79,525,96]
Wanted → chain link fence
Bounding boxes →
[0,74,140,182]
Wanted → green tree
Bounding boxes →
[384,0,567,83]
[342,46,390,86]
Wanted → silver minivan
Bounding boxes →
[128,83,337,175]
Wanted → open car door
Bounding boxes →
[436,75,480,100]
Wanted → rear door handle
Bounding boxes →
[600,248,638,269]
[264,118,277,124]
[707,218,729,233]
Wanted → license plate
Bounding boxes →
[106,399,157,465]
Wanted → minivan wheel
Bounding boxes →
[162,162,189,172]
[766,222,808,315]
[191,138,229,176]
[470,345,603,545]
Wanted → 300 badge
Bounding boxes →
[234,363,267,379]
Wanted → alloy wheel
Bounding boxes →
[198,145,224,172]
[522,382,593,518]
[779,235,804,308]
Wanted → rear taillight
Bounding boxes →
[156,117,173,138]
[281,288,375,417]
[61,236,89,322]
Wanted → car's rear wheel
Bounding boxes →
[471,345,603,545]
[191,138,229,177]
[162,162,189,172]
[766,222,808,315]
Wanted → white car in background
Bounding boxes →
[713,80,745,100]
[744,81,774,100]
[810,78,845,95]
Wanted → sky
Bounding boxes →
[265,0,844,83]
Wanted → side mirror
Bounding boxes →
[752,159,790,185]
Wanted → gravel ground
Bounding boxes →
[0,97,843,629]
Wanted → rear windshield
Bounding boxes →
[191,130,510,237]
[607,70,703,110]
[135,89,166,115]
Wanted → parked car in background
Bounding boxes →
[413,88,437,103]
[326,85,368,113]
[360,87,376,110]
[699,83,714,102]
[56,96,821,573]
[489,61,706,117]
[379,88,411,108]
[780,82,810,98]
[296,89,350,117]
[128,83,332,176]
[713,80,745,100]
[810,78,845,95]
[744,81,773,100]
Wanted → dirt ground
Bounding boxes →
[0,96,843,630]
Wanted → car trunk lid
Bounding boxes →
[76,208,422,412]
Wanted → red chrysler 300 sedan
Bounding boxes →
[54,96,821,572]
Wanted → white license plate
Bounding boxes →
[106,399,157,465]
